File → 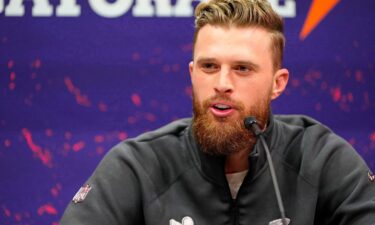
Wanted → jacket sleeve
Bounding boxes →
[310,130,375,224]
[60,143,144,225]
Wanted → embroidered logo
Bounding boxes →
[368,171,375,182]
[269,218,291,225]
[72,184,92,203]
[169,216,194,225]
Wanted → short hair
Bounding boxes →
[193,0,285,70]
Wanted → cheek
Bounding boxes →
[236,80,272,104]
[192,76,212,97]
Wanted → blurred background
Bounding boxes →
[1,0,374,224]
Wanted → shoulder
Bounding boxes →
[274,114,329,135]
[101,118,194,193]
[273,114,368,184]
[271,114,335,161]
[273,114,345,151]
[109,118,192,158]
[132,118,192,143]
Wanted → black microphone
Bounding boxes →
[244,117,289,225]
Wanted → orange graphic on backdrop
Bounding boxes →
[300,0,341,40]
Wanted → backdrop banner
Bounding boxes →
[0,0,374,224]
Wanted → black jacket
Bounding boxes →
[60,115,375,224]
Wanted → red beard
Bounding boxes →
[192,93,271,155]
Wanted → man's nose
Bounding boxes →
[214,69,233,94]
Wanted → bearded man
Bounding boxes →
[60,0,375,224]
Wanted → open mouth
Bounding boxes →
[213,104,232,111]
[210,103,235,117]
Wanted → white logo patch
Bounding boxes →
[72,184,92,203]
[368,171,375,182]
[269,218,291,225]
[169,216,194,225]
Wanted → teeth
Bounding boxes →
[214,104,231,110]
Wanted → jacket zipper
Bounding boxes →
[231,170,252,225]
[231,199,239,225]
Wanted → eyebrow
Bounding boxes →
[232,60,260,71]
[195,57,217,64]
[195,57,260,71]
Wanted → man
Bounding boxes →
[60,0,375,224]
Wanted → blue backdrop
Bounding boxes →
[1,0,375,224]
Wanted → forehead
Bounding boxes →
[193,25,273,62]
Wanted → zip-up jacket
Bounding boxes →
[60,114,375,225]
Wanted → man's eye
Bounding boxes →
[234,65,250,72]
[201,63,218,72]
[202,63,216,69]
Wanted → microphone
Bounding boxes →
[244,117,289,225]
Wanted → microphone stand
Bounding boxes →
[244,117,288,225]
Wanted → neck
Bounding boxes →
[225,148,252,174]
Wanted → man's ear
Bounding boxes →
[189,61,194,77]
[271,68,289,100]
